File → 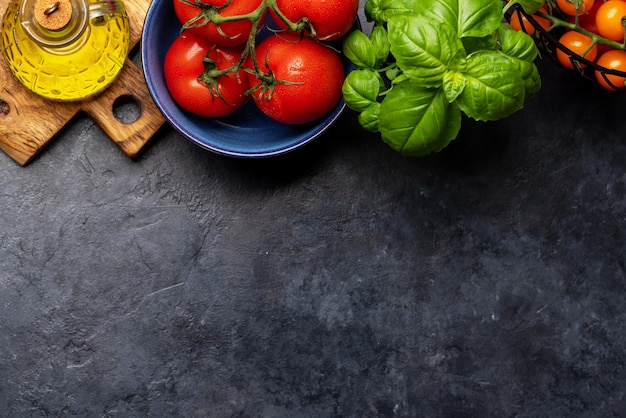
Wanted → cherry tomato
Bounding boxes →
[595,0,626,42]
[508,6,550,35]
[245,34,344,124]
[174,0,265,47]
[270,0,359,40]
[556,0,595,16]
[556,30,598,69]
[570,4,614,55]
[164,34,249,118]
[595,49,626,90]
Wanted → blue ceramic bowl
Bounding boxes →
[141,0,355,158]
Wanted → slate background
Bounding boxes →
[2,3,626,417]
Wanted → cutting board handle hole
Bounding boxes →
[112,95,142,124]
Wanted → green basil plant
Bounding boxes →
[342,0,545,157]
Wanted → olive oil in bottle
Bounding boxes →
[1,0,130,101]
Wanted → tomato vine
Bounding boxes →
[530,1,626,51]
[175,0,349,100]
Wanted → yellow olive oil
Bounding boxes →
[1,0,130,101]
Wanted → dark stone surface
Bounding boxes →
[2,20,626,418]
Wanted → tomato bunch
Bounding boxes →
[508,0,626,90]
[163,0,359,124]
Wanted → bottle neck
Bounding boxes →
[20,0,89,48]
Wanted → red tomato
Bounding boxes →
[595,0,626,42]
[595,49,626,90]
[174,0,265,47]
[245,34,344,124]
[556,0,595,16]
[556,30,598,69]
[508,6,550,35]
[270,0,359,40]
[164,34,249,117]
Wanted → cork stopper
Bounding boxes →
[34,0,72,31]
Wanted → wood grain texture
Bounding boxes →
[0,0,166,165]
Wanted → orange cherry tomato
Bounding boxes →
[557,30,598,69]
[595,49,626,90]
[571,3,613,55]
[557,0,595,16]
[595,0,626,42]
[508,6,550,35]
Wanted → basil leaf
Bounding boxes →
[369,0,418,23]
[496,24,541,100]
[388,15,466,87]
[516,0,546,14]
[463,35,498,55]
[497,23,538,63]
[522,63,541,99]
[391,73,410,85]
[364,0,384,24]
[370,25,390,68]
[415,0,503,38]
[358,104,381,132]
[455,51,525,121]
[379,80,461,157]
[385,66,402,82]
[342,69,383,112]
[443,70,467,103]
[346,0,543,158]
[343,30,377,69]
[502,55,541,100]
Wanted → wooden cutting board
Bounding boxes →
[0,0,166,166]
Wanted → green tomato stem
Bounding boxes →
[194,0,314,97]
[536,11,626,51]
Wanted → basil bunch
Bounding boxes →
[342,0,544,157]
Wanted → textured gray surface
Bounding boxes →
[2,22,626,418]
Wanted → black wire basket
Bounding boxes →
[506,2,626,90]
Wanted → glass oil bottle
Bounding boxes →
[1,0,130,101]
